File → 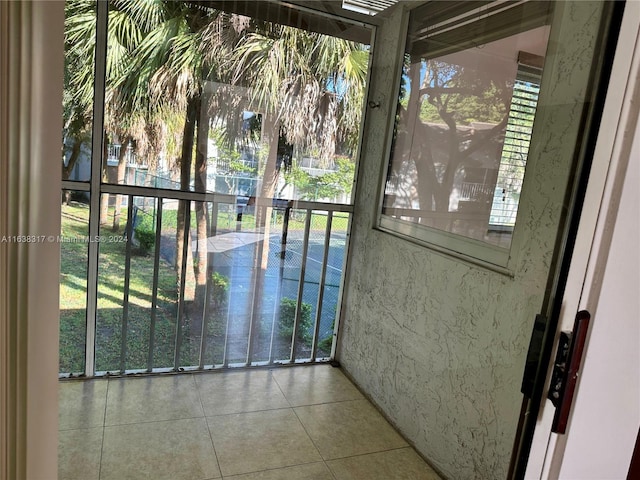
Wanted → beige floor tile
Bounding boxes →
[58,427,103,480]
[294,399,407,460]
[100,417,220,480]
[59,379,108,430]
[271,365,363,406]
[207,408,321,476]
[195,370,289,416]
[223,462,334,480]
[327,448,441,480]
[105,374,204,425]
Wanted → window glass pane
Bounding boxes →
[382,5,551,252]
[62,0,95,183]
[95,194,132,373]
[61,0,367,374]
[101,3,370,204]
[315,212,349,359]
[59,190,90,374]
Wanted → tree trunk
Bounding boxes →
[404,60,437,215]
[191,91,211,338]
[62,139,82,204]
[247,112,280,360]
[413,130,439,214]
[194,92,210,301]
[256,112,279,234]
[112,137,131,232]
[176,96,198,303]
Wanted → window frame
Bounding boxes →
[375,2,552,273]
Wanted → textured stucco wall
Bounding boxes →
[338,2,609,478]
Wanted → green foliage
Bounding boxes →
[278,298,313,346]
[133,211,155,253]
[318,331,333,353]
[207,271,229,339]
[411,59,509,126]
[228,159,257,175]
[281,164,312,196]
[314,156,355,199]
[210,271,229,308]
[282,157,355,201]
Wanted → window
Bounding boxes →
[380,1,551,267]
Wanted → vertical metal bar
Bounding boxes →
[311,211,333,360]
[147,198,163,372]
[210,200,218,237]
[268,205,291,363]
[173,200,191,370]
[119,195,135,373]
[235,201,243,232]
[280,205,290,259]
[84,0,109,377]
[290,210,312,362]
[203,200,217,368]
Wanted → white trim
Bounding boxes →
[0,2,64,479]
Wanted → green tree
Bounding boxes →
[116,2,247,312]
[230,25,368,221]
[283,156,355,201]
[227,26,367,358]
[62,0,96,195]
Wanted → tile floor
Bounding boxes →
[59,364,441,480]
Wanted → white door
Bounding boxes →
[525,3,640,477]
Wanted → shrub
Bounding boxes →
[210,271,229,309]
[207,271,230,338]
[133,212,155,253]
[279,297,313,345]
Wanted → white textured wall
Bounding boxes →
[338,3,610,478]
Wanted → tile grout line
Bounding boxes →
[195,372,224,479]
[268,368,293,409]
[101,413,209,428]
[270,369,331,473]
[271,366,369,479]
[221,459,337,479]
[288,396,333,470]
[324,459,339,480]
[269,369,339,478]
[98,377,110,480]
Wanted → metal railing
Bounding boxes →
[60,183,352,377]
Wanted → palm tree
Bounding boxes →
[231,25,368,219]
[64,0,166,226]
[64,0,369,362]
[116,3,254,355]
[228,24,369,359]
[63,0,97,200]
